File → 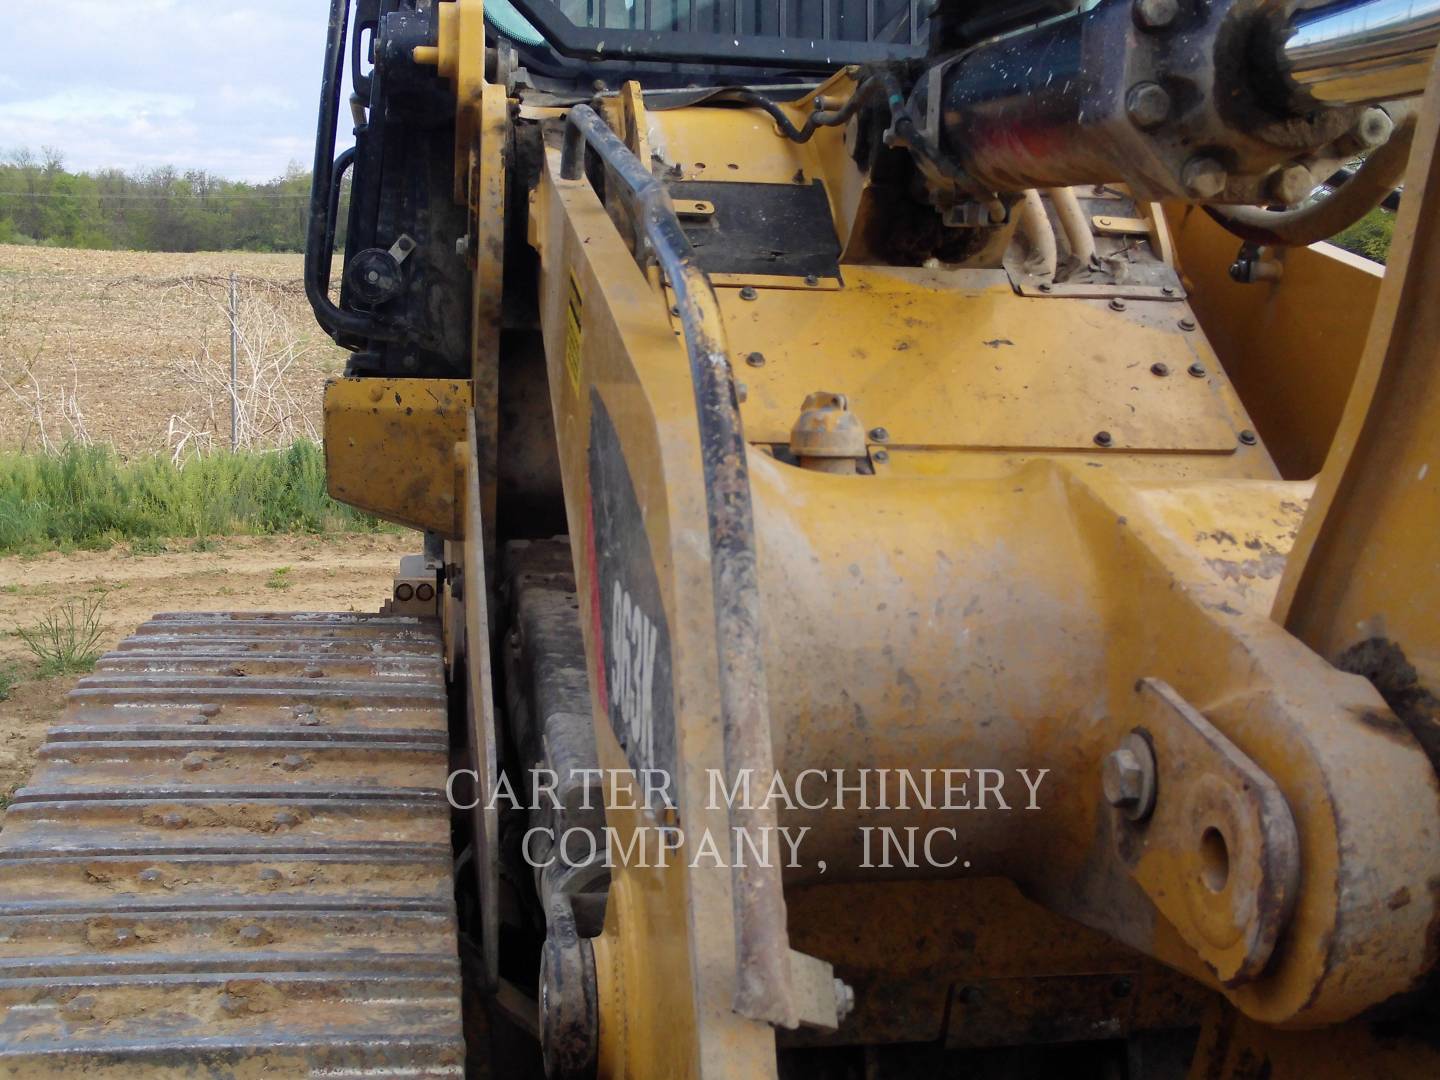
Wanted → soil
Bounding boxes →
[0,531,419,830]
[0,245,347,455]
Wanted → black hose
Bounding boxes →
[1204,116,1415,247]
[649,78,883,144]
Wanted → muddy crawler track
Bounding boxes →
[0,611,465,1076]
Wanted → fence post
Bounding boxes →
[229,271,239,450]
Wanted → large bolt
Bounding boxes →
[1181,156,1228,199]
[1125,82,1171,130]
[1269,164,1315,206]
[1102,733,1157,821]
[1353,107,1395,150]
[1134,0,1179,31]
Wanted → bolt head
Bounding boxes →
[1188,361,1207,377]
[1102,748,1145,807]
[1094,431,1114,448]
[1354,108,1395,149]
[1239,429,1258,445]
[1151,362,1170,377]
[1269,163,1315,207]
[1102,734,1157,820]
[1134,0,1179,30]
[746,352,765,367]
[1109,298,1127,312]
[1181,156,1228,200]
[869,427,889,442]
[1125,82,1171,130]
[739,286,758,301]
[1179,317,1197,332]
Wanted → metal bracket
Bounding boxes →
[1111,679,1300,987]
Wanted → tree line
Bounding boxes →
[0,147,338,253]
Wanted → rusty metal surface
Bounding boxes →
[0,612,464,1077]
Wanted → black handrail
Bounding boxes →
[306,0,394,343]
[561,104,796,1027]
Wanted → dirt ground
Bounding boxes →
[0,245,347,455]
[0,531,419,830]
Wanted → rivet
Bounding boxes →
[1150,362,1170,377]
[1038,282,1053,293]
[669,305,680,316]
[804,274,819,287]
[1188,362,1207,378]
[1094,431,1114,448]
[1109,298,1126,312]
[1179,317,1196,332]
[746,352,766,367]
[1239,429,1258,445]
[873,449,890,463]
[1162,286,1175,296]
[869,427,889,442]
[739,286,758,301]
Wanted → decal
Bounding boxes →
[565,271,584,396]
[587,391,676,807]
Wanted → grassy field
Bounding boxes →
[0,245,347,456]
[0,441,387,555]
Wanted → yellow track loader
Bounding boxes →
[4,0,1440,1075]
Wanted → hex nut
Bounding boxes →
[1269,164,1315,206]
[1181,156,1228,200]
[1125,82,1171,130]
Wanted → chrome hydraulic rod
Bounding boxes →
[1283,0,1440,105]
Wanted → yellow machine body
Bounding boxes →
[310,4,1440,1077]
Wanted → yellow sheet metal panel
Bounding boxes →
[725,267,1251,453]
[323,377,473,536]
[1165,204,1383,479]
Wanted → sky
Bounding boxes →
[0,1,346,183]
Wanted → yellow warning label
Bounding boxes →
[565,272,584,395]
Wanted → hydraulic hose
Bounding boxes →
[1205,113,1415,246]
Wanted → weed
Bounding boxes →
[190,536,220,553]
[0,442,393,555]
[266,566,293,591]
[15,595,107,676]
[0,662,16,700]
[0,583,19,594]
[129,537,168,556]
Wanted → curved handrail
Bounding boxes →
[561,104,796,1027]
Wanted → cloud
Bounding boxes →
[0,1,341,182]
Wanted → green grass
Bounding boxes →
[0,662,16,701]
[265,566,294,590]
[0,441,389,555]
[1331,206,1394,265]
[15,596,106,677]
